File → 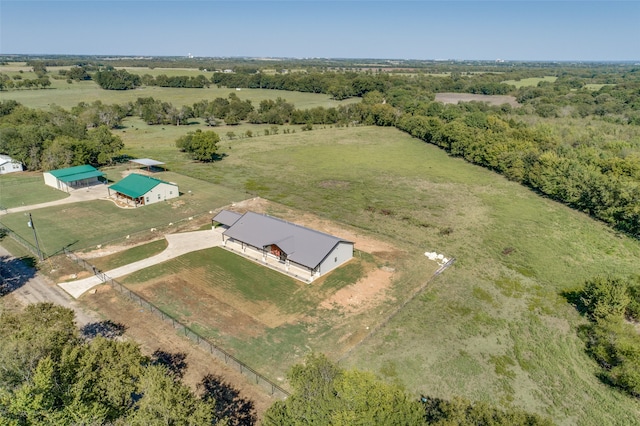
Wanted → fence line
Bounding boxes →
[339,257,456,362]
[0,223,45,259]
[63,248,290,399]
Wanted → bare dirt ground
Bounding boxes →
[435,92,520,107]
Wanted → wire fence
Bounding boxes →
[63,248,290,400]
[0,223,46,259]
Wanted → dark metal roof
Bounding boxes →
[212,210,243,227]
[220,210,353,269]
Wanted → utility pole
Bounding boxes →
[27,213,43,261]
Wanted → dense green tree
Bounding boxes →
[176,129,220,162]
[263,353,424,425]
[0,304,78,391]
[94,69,141,90]
[0,304,232,425]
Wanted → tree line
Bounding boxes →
[0,101,124,171]
[0,304,552,425]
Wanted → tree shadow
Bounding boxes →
[80,320,127,340]
[560,288,589,316]
[151,350,188,379]
[0,255,37,296]
[199,374,257,426]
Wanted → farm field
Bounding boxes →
[0,64,360,111]
[105,124,640,424]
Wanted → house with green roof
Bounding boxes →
[108,173,179,207]
[43,165,105,192]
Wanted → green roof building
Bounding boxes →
[43,165,105,192]
[108,173,179,207]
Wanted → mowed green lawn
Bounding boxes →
[123,125,639,424]
[0,171,245,255]
[0,173,69,209]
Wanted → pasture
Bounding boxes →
[106,124,640,424]
[0,64,360,111]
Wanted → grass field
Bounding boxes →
[0,170,246,255]
[108,124,640,424]
[501,76,557,88]
[0,173,69,209]
[88,239,168,272]
[0,65,359,111]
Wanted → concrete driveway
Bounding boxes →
[58,228,223,298]
[1,184,110,216]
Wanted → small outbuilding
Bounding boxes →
[108,173,179,207]
[43,165,105,192]
[213,210,354,282]
[0,155,23,174]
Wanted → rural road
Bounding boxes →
[1,184,110,216]
[59,228,223,298]
[0,245,101,327]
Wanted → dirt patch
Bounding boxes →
[321,266,395,315]
[134,271,274,336]
[80,285,276,421]
[435,93,520,107]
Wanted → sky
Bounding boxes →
[1,1,638,61]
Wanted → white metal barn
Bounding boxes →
[213,210,354,282]
[43,165,105,192]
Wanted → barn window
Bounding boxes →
[335,257,337,262]
[158,194,161,199]
[146,197,149,202]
